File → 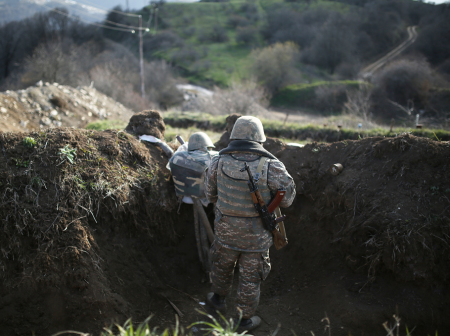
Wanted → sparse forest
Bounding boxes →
[0,0,449,123]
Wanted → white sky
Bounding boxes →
[423,0,449,3]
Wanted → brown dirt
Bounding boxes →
[125,110,166,139]
[0,127,450,336]
[0,83,134,132]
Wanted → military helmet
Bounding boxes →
[188,132,215,151]
[230,116,266,142]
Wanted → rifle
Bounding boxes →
[240,162,288,250]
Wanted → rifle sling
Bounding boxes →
[256,157,287,240]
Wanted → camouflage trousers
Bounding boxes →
[210,242,271,319]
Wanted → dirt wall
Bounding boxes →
[0,129,449,335]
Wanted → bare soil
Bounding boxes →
[0,83,134,132]
[0,127,449,336]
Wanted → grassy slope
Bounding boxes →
[149,0,353,87]
[271,80,370,108]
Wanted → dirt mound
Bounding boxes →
[0,82,134,132]
[0,128,449,336]
[125,110,166,138]
[214,113,241,149]
[0,128,178,335]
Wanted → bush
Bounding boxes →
[314,84,349,113]
[302,13,356,73]
[235,26,259,45]
[227,14,250,28]
[198,25,229,43]
[371,58,434,120]
[271,80,367,113]
[21,39,83,87]
[143,31,185,55]
[170,46,200,66]
[343,85,373,122]
[250,42,301,93]
[196,81,270,117]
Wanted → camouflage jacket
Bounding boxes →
[169,148,218,200]
[205,153,296,251]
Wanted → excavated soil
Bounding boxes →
[0,83,134,132]
[0,127,450,336]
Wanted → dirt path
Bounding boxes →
[360,26,418,78]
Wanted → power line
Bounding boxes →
[35,2,148,100]
[53,1,145,30]
[35,3,149,32]
[65,0,143,17]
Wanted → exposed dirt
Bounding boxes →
[125,110,166,139]
[0,82,134,132]
[0,126,450,336]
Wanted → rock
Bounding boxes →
[125,110,166,139]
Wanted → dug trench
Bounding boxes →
[0,128,450,336]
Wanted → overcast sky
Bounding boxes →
[65,0,450,10]
[76,0,197,10]
[423,0,449,3]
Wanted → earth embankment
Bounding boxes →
[0,128,449,335]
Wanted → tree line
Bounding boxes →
[0,7,182,111]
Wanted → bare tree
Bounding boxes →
[22,39,80,86]
[196,81,270,117]
[344,85,372,122]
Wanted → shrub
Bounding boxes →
[227,14,250,28]
[170,46,200,66]
[198,25,229,43]
[235,26,259,45]
[250,42,301,93]
[143,31,185,55]
[196,80,270,117]
[343,85,373,122]
[21,39,83,87]
[314,84,349,113]
[371,58,434,120]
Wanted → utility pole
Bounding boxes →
[139,15,145,99]
[154,7,158,33]
[126,0,129,11]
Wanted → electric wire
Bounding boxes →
[35,2,149,32]
[50,0,143,30]
[63,0,143,17]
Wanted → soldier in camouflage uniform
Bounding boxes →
[169,132,218,202]
[205,116,296,333]
[168,132,218,272]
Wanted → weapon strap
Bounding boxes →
[256,157,287,240]
[255,156,267,182]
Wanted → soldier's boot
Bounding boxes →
[206,292,227,314]
[236,316,261,333]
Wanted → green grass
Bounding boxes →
[85,120,128,131]
[271,80,369,108]
[164,125,223,144]
[163,111,450,143]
